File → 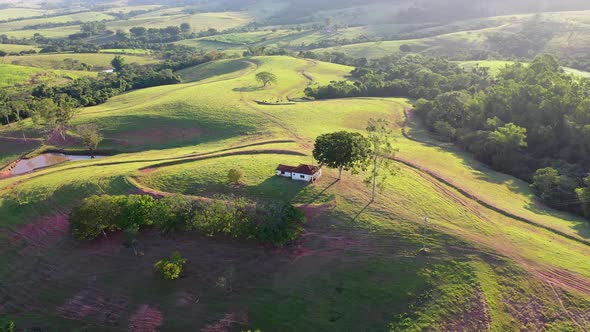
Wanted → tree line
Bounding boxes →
[415,55,590,217]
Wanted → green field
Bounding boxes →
[0,11,115,34]
[0,63,97,87]
[0,53,158,70]
[1,55,589,330]
[98,48,152,55]
[0,7,48,20]
[0,43,40,53]
[107,11,253,33]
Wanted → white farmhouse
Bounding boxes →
[276,164,322,183]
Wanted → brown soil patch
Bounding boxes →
[46,130,79,146]
[11,214,69,251]
[58,288,129,325]
[441,288,492,332]
[201,312,248,332]
[128,304,163,332]
[537,269,590,298]
[139,167,157,174]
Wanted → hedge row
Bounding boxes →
[69,194,306,246]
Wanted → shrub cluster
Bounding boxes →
[69,194,306,246]
[154,251,186,280]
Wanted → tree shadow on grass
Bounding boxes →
[250,176,308,203]
[352,202,372,222]
[303,178,339,206]
[233,86,263,92]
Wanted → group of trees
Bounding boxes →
[304,54,490,101]
[414,55,590,216]
[31,56,180,108]
[69,194,307,246]
[313,118,397,202]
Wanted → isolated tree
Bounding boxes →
[111,55,126,72]
[180,22,192,33]
[9,100,30,142]
[77,124,103,158]
[44,94,77,139]
[255,71,277,87]
[365,118,398,202]
[227,168,244,185]
[313,131,370,180]
[399,44,412,52]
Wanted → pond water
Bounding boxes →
[10,153,104,175]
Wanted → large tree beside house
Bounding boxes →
[313,131,371,180]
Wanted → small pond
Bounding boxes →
[10,153,104,175]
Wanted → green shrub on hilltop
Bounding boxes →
[154,251,187,280]
[69,194,306,245]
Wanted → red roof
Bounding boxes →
[276,164,297,172]
[292,164,321,175]
[276,164,321,175]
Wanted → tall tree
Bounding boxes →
[111,56,126,72]
[313,131,370,180]
[255,72,277,87]
[365,118,398,202]
[76,124,103,158]
[38,94,78,140]
[0,90,9,125]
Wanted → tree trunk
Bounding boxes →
[371,156,378,202]
[4,115,9,126]
[338,166,343,180]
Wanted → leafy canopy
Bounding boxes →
[313,131,371,179]
[255,71,277,87]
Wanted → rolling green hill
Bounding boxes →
[0,56,589,330]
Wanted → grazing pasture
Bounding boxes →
[0,56,589,331]
[0,53,158,70]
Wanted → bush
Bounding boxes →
[69,194,306,245]
[257,205,306,246]
[152,195,196,233]
[154,251,187,280]
[0,319,14,332]
[227,168,244,184]
[69,195,125,240]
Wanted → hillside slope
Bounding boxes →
[0,56,589,330]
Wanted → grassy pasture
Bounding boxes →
[0,11,115,32]
[98,48,152,55]
[0,7,47,20]
[0,63,97,87]
[1,56,590,330]
[0,53,157,69]
[0,43,40,53]
[106,5,162,14]
[107,11,252,33]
